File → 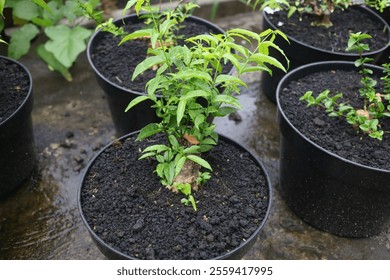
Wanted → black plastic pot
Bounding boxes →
[78,131,272,259]
[0,56,35,198]
[87,15,229,136]
[276,61,390,238]
[262,6,390,103]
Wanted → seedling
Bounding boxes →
[300,32,390,140]
[85,0,289,210]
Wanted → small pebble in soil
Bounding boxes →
[313,117,325,127]
[132,219,144,231]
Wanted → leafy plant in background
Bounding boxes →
[88,0,289,210]
[0,0,101,81]
[300,32,390,140]
[244,0,390,27]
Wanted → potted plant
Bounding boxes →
[82,0,239,135]
[0,54,35,197]
[0,0,96,81]
[276,32,390,237]
[244,0,390,102]
[78,0,289,259]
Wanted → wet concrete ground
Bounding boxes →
[1,3,390,260]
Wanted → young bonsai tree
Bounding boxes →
[300,32,390,140]
[83,0,289,210]
[245,0,390,27]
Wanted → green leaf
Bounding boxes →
[143,144,169,153]
[249,53,287,72]
[135,0,146,15]
[216,106,237,117]
[228,28,260,43]
[0,0,5,17]
[138,152,156,160]
[174,157,186,177]
[194,114,205,129]
[213,95,241,108]
[180,90,209,101]
[32,0,53,14]
[36,44,72,81]
[187,155,212,170]
[132,55,166,80]
[165,162,175,186]
[173,70,212,82]
[177,99,186,125]
[9,24,40,59]
[123,0,138,15]
[215,74,247,87]
[168,135,179,148]
[136,123,161,141]
[125,95,150,112]
[201,138,216,145]
[183,146,200,154]
[13,0,39,20]
[45,25,92,68]
[119,29,153,45]
[188,195,197,211]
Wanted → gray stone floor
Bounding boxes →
[0,2,389,259]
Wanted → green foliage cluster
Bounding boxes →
[300,32,390,140]
[0,0,99,81]
[93,0,289,209]
[244,0,390,27]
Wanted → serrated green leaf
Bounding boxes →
[125,95,150,112]
[9,24,40,59]
[36,44,72,81]
[249,53,287,72]
[187,155,212,170]
[45,25,92,68]
[136,123,161,141]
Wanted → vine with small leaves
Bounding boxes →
[300,32,390,140]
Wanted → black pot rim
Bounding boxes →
[0,55,33,128]
[263,5,390,57]
[276,60,390,174]
[87,14,231,97]
[78,130,273,260]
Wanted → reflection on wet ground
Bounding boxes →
[0,5,389,260]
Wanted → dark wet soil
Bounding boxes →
[81,133,269,259]
[279,68,390,170]
[266,7,389,53]
[0,57,29,122]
